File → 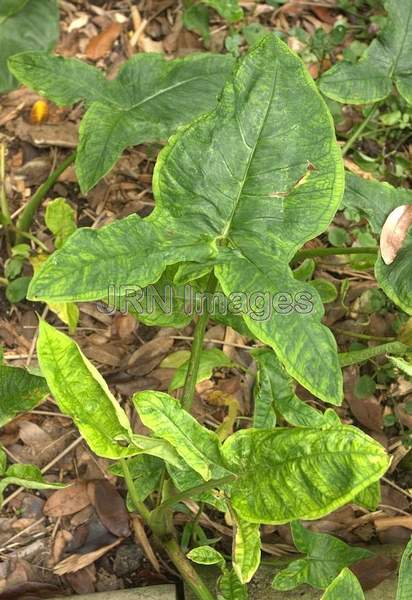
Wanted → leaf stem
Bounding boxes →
[156,474,235,512]
[182,273,216,412]
[294,246,378,261]
[333,327,396,342]
[0,143,11,225]
[341,103,380,157]
[120,458,215,600]
[16,151,76,242]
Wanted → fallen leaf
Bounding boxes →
[311,6,336,24]
[65,565,96,594]
[374,515,412,531]
[380,205,412,265]
[344,158,375,180]
[350,555,397,590]
[85,22,122,60]
[44,481,90,517]
[131,515,160,573]
[54,538,122,575]
[87,480,130,538]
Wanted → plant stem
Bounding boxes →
[294,246,377,261]
[182,273,216,411]
[16,151,76,242]
[333,327,396,342]
[0,143,11,225]
[120,458,215,600]
[157,474,235,512]
[341,103,379,157]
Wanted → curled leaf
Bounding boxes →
[380,205,412,265]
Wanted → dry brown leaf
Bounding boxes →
[380,205,412,265]
[65,565,96,594]
[87,480,130,538]
[343,158,375,180]
[374,515,412,531]
[85,22,122,60]
[54,538,122,575]
[350,555,397,591]
[311,5,336,24]
[44,481,90,518]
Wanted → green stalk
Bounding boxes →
[156,474,235,512]
[341,103,379,157]
[16,151,76,242]
[120,458,214,600]
[333,327,396,342]
[0,143,11,225]
[293,246,377,261]
[182,273,216,411]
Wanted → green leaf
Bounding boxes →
[251,348,325,428]
[293,258,316,282]
[0,449,7,476]
[133,391,227,480]
[28,215,214,304]
[233,512,261,583]
[183,5,210,41]
[342,173,412,314]
[45,198,76,249]
[169,348,235,391]
[353,481,381,511]
[187,546,225,567]
[156,34,344,404]
[6,275,30,303]
[36,320,163,460]
[310,279,338,304]
[9,52,234,192]
[0,0,58,93]
[319,0,412,104]
[222,427,389,524]
[0,463,64,505]
[389,356,412,377]
[110,455,163,503]
[26,35,344,405]
[397,536,412,600]
[166,462,228,511]
[0,364,49,426]
[339,341,408,367]
[218,569,248,600]
[203,0,243,22]
[321,568,365,600]
[273,521,372,591]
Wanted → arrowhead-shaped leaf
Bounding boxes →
[0,364,49,426]
[321,568,365,600]
[0,0,58,93]
[133,391,228,480]
[9,51,234,191]
[187,546,225,567]
[222,426,389,524]
[272,521,372,590]
[27,34,344,404]
[343,173,412,314]
[320,0,412,104]
[218,569,248,600]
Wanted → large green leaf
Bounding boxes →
[222,427,389,524]
[319,0,412,104]
[110,455,163,503]
[0,364,49,426]
[28,214,214,302]
[0,0,58,93]
[0,463,64,505]
[45,198,76,250]
[27,35,344,405]
[321,568,365,600]
[251,348,325,427]
[154,34,344,404]
[37,321,181,465]
[9,51,234,192]
[133,391,228,480]
[272,521,372,591]
[343,173,412,314]
[397,536,412,600]
[232,512,261,583]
